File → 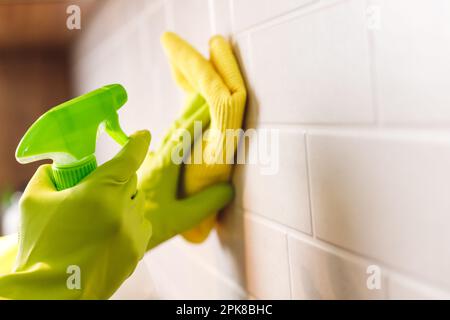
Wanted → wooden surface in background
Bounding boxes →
[0,0,97,50]
[0,0,99,192]
[0,49,72,191]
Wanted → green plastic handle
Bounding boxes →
[16,84,129,190]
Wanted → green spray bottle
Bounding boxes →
[16,84,129,190]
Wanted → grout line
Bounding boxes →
[237,205,313,237]
[243,123,450,139]
[247,121,380,129]
[243,211,296,237]
[286,235,294,299]
[246,120,450,130]
[303,132,316,238]
[385,269,450,299]
[249,210,450,295]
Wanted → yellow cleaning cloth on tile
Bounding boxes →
[161,32,247,243]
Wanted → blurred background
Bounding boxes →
[2,0,450,300]
[0,0,96,234]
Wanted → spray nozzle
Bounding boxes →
[16,84,129,190]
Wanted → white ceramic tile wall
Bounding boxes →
[387,272,450,300]
[288,232,387,299]
[237,128,312,234]
[243,214,291,299]
[371,0,450,125]
[307,130,450,289]
[246,0,374,125]
[72,0,450,299]
[231,0,318,32]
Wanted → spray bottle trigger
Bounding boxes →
[105,113,129,146]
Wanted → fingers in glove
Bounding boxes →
[161,102,210,165]
[167,61,196,94]
[159,94,207,150]
[179,93,207,122]
[157,103,210,196]
[124,173,139,200]
[175,182,234,232]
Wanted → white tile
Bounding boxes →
[143,241,187,299]
[118,27,152,134]
[144,239,246,299]
[308,130,450,287]
[209,0,233,36]
[388,272,450,300]
[244,214,291,299]
[168,0,212,56]
[246,0,373,124]
[171,206,247,290]
[372,0,450,124]
[237,128,312,234]
[142,4,184,145]
[231,0,317,32]
[111,260,158,300]
[288,234,386,299]
[73,0,137,61]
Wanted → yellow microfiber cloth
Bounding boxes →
[161,32,247,243]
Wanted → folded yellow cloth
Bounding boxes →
[161,32,247,242]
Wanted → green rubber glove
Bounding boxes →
[0,131,151,300]
[138,94,234,250]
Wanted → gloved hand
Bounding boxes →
[0,131,151,300]
[138,93,234,250]
[161,32,247,243]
